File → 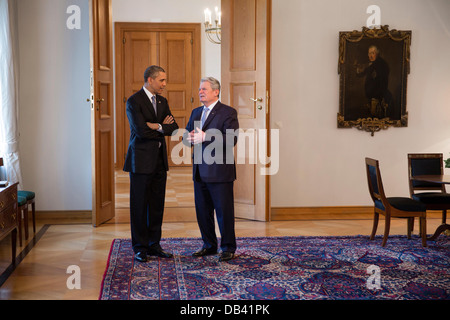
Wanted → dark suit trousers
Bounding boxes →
[194,178,236,253]
[129,149,167,253]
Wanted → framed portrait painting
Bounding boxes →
[337,25,411,136]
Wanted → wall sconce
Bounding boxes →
[204,7,221,44]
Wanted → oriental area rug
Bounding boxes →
[99,236,450,300]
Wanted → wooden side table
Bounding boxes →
[0,182,19,264]
[412,175,450,240]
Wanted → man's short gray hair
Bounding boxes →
[200,77,221,95]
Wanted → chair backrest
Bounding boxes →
[407,153,445,195]
[365,158,387,209]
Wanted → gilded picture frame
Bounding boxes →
[337,25,411,136]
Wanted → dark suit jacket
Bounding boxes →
[123,88,178,174]
[184,101,239,183]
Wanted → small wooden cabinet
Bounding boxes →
[0,182,18,264]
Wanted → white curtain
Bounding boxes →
[0,0,23,188]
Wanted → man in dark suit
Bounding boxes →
[123,65,178,262]
[183,77,239,262]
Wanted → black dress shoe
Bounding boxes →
[134,251,148,262]
[192,248,217,257]
[219,252,235,262]
[148,248,173,258]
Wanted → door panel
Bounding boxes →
[231,0,256,71]
[160,32,193,167]
[122,31,158,158]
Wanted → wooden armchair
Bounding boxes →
[365,158,427,247]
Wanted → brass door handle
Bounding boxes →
[95,98,105,111]
[250,97,263,102]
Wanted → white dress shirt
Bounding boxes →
[201,99,219,127]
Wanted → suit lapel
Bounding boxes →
[138,88,157,119]
[155,96,164,120]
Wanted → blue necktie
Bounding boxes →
[201,107,209,128]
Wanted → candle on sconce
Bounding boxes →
[216,8,222,26]
[204,8,212,25]
[203,6,221,44]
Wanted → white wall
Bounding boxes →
[271,0,450,207]
[17,0,92,211]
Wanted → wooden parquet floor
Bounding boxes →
[0,168,444,300]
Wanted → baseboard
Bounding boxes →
[36,207,444,223]
[271,206,444,221]
[271,206,374,221]
[36,210,92,222]
[36,208,197,224]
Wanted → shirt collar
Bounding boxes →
[143,85,156,101]
[204,99,219,111]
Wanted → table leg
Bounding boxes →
[428,223,450,241]
[11,228,17,265]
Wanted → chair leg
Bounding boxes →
[443,210,447,224]
[407,217,413,239]
[382,215,390,247]
[11,228,17,265]
[17,208,22,247]
[23,206,29,240]
[370,211,379,240]
[420,217,427,247]
[31,201,36,233]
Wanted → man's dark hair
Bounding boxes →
[144,65,165,82]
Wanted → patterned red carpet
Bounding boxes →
[99,236,450,300]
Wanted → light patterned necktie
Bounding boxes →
[152,95,161,147]
[151,95,157,115]
[201,106,209,128]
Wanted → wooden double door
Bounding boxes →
[115,23,201,169]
